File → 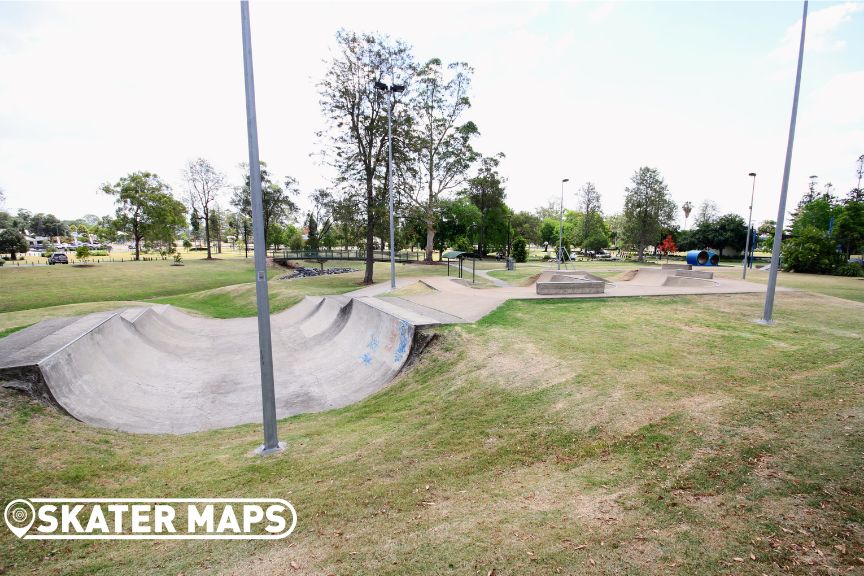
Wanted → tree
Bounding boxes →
[404,58,480,262]
[657,234,678,261]
[305,213,319,250]
[510,211,541,245]
[208,208,223,254]
[539,218,558,251]
[691,213,748,253]
[318,29,414,283]
[605,213,627,251]
[781,226,844,274]
[184,158,225,259]
[435,197,481,256]
[512,237,528,263]
[461,154,507,255]
[232,163,300,250]
[622,167,676,261]
[693,200,719,227]
[0,228,28,260]
[101,172,187,260]
[576,182,602,248]
[835,200,864,257]
[682,201,693,229]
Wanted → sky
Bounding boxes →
[0,1,862,229]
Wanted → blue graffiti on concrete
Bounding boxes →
[366,334,379,351]
[394,320,410,363]
[360,352,372,366]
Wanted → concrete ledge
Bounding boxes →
[661,263,692,270]
[675,269,713,279]
[536,279,605,295]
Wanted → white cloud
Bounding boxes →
[770,1,864,62]
[588,1,616,24]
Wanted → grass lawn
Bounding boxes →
[713,267,864,303]
[1,290,862,575]
[0,258,274,314]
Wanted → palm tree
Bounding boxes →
[682,201,693,229]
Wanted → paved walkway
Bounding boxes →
[358,266,786,324]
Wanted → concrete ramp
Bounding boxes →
[0,298,433,434]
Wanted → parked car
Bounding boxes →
[48,253,69,265]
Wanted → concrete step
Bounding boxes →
[377,296,466,324]
[356,296,441,328]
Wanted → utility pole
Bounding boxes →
[240,0,282,454]
[761,1,808,325]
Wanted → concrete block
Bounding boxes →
[674,269,713,279]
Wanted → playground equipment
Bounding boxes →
[686,249,720,266]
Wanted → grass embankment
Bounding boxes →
[1,291,862,575]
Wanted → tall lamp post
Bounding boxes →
[558,178,569,270]
[240,0,282,454]
[761,0,808,325]
[742,172,757,279]
[374,80,405,290]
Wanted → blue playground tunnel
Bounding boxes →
[686,250,719,266]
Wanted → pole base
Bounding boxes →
[255,441,286,456]
[755,318,774,326]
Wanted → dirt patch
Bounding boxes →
[615,269,638,281]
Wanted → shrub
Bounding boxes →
[781,226,844,274]
[454,236,473,253]
[834,261,864,277]
[173,252,183,264]
[512,237,528,263]
[75,246,91,259]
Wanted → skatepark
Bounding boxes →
[0,265,778,433]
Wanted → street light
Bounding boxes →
[558,178,569,271]
[742,172,756,279]
[240,0,282,454]
[375,79,405,290]
[761,0,808,325]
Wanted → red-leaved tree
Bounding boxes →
[657,235,678,261]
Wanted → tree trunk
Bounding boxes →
[637,245,645,262]
[133,221,140,261]
[363,178,375,284]
[424,220,435,263]
[203,208,212,259]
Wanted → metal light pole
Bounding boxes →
[761,0,808,325]
[375,80,405,290]
[558,178,569,270]
[240,1,282,454]
[742,172,757,279]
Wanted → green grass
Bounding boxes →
[714,266,864,302]
[0,325,30,339]
[0,258,275,314]
[153,261,448,318]
[1,290,862,575]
